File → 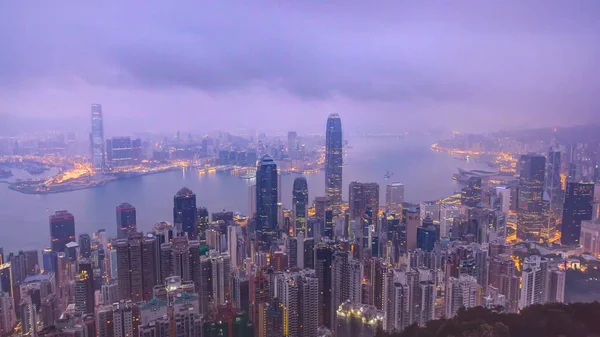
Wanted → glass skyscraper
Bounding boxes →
[292,176,308,235]
[116,202,137,239]
[256,155,278,248]
[517,154,546,241]
[90,103,105,170]
[561,182,595,245]
[325,113,343,215]
[49,210,76,253]
[173,187,198,239]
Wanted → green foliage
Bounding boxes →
[379,302,600,337]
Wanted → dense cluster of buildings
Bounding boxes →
[0,112,599,337]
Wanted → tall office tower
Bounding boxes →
[448,243,489,291]
[331,251,351,329]
[547,268,566,303]
[90,103,105,170]
[159,236,201,292]
[292,177,309,235]
[364,183,380,219]
[42,249,58,275]
[96,301,141,337]
[519,255,549,310]
[461,177,483,207]
[115,232,158,302]
[0,292,15,336]
[287,131,298,152]
[325,113,343,215]
[561,182,595,245]
[249,184,257,218]
[348,258,363,304]
[336,301,384,337]
[517,154,546,241]
[256,155,279,249]
[405,208,420,251]
[349,181,365,218]
[439,205,460,238]
[106,137,137,168]
[314,197,331,222]
[116,202,137,239]
[75,259,94,314]
[315,245,334,328]
[444,275,481,318]
[23,250,39,276]
[173,187,198,239]
[417,217,437,252]
[545,148,562,205]
[78,234,91,260]
[385,183,405,215]
[49,210,76,253]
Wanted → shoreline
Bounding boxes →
[6,166,183,195]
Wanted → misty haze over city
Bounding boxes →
[2,1,600,136]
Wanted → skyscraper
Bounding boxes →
[78,234,91,259]
[561,182,595,245]
[49,211,75,253]
[325,113,343,215]
[292,177,309,235]
[256,155,278,248]
[385,183,404,215]
[276,270,319,337]
[444,275,481,318]
[545,148,562,207]
[115,232,158,302]
[315,245,334,329]
[116,202,137,239]
[90,103,105,170]
[173,187,198,239]
[517,154,546,241]
[461,177,482,207]
[75,259,95,315]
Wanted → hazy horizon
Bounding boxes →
[2,1,599,135]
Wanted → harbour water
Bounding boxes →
[0,135,490,252]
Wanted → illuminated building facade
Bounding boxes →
[292,177,309,235]
[385,182,404,215]
[561,182,595,245]
[173,187,198,239]
[106,136,136,168]
[116,202,137,239]
[517,154,546,241]
[49,210,76,253]
[256,155,278,248]
[315,244,334,329]
[325,113,343,215]
[90,103,105,170]
[75,259,94,314]
[336,301,383,337]
[114,232,158,302]
[461,177,482,207]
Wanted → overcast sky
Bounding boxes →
[1,1,599,135]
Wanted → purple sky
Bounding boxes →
[1,1,599,135]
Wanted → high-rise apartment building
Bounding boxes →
[256,155,278,248]
[115,232,158,302]
[49,211,76,253]
[276,270,319,337]
[325,113,343,215]
[96,301,141,337]
[561,182,595,245]
[519,255,549,310]
[517,154,546,240]
[385,183,404,215]
[444,275,481,318]
[331,251,351,329]
[116,202,137,239]
[90,104,105,170]
[173,187,198,239]
[159,235,201,293]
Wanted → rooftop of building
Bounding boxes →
[175,187,194,197]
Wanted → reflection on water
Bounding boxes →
[0,135,490,251]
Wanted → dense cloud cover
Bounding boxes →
[1,1,599,134]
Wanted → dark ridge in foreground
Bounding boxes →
[376,302,600,337]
